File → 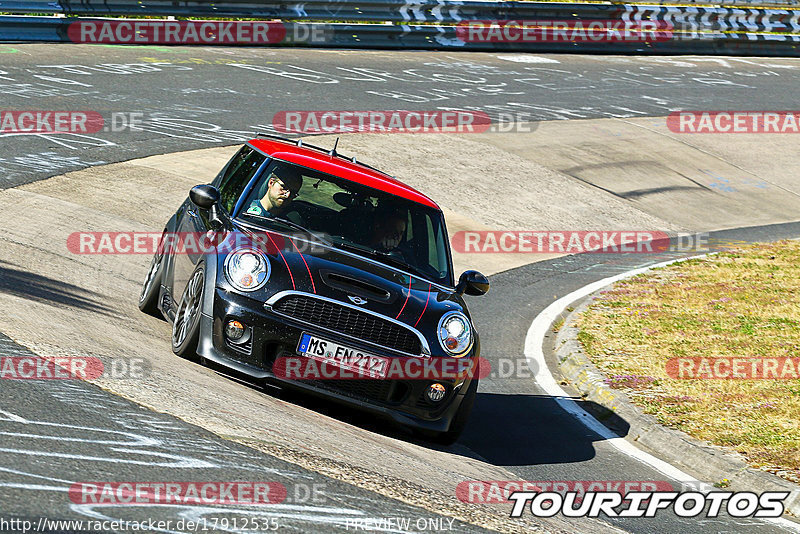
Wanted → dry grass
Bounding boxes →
[578,240,800,481]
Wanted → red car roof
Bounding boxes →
[248,138,439,210]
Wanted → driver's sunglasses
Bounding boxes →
[273,178,300,198]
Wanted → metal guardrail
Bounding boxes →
[2,0,800,23]
[10,0,627,22]
[2,0,799,13]
[1,1,800,56]
[0,1,63,13]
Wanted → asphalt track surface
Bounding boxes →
[2,45,800,187]
[467,222,800,534]
[2,44,800,533]
[0,334,495,534]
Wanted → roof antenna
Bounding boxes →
[296,138,303,147]
[329,137,339,157]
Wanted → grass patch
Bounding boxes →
[578,240,800,480]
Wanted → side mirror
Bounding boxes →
[456,270,489,296]
[189,184,220,210]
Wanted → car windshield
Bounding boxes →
[237,158,453,286]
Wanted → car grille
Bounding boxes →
[305,379,394,404]
[225,337,252,355]
[271,295,422,355]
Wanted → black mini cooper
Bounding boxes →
[139,136,489,443]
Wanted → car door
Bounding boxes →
[170,146,267,313]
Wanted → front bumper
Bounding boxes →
[196,288,476,432]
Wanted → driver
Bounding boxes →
[245,166,303,219]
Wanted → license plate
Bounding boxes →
[297,333,389,379]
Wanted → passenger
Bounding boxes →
[369,207,407,253]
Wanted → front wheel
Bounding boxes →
[172,264,205,358]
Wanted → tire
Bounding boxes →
[138,232,166,316]
[423,377,479,446]
[172,264,205,358]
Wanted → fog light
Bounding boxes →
[225,320,245,341]
[426,383,446,402]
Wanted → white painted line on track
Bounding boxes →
[0,409,27,423]
[495,55,560,64]
[523,254,800,532]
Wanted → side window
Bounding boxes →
[218,147,266,214]
[212,146,246,187]
[425,214,449,278]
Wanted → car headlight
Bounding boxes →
[224,248,270,292]
[437,311,473,357]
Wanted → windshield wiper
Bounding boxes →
[245,214,332,247]
[332,240,429,279]
[275,216,334,247]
